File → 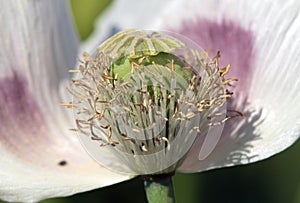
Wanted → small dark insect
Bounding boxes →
[58,160,67,166]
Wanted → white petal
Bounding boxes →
[0,1,132,202]
[154,0,300,172]
[81,0,175,53]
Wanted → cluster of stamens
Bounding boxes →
[64,48,238,174]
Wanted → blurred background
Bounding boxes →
[3,1,300,203]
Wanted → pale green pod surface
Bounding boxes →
[111,52,190,91]
[97,29,185,59]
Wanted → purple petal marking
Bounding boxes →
[174,18,262,171]
[0,72,55,164]
[175,18,255,93]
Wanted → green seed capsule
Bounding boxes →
[97,29,193,89]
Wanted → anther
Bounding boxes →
[60,102,74,108]
[68,69,81,73]
[161,137,171,151]
[141,144,148,152]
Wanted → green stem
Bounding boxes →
[143,176,175,203]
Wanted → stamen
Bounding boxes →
[193,127,201,133]
[102,74,117,81]
[138,56,148,64]
[141,144,148,152]
[218,64,231,77]
[68,69,81,73]
[170,59,175,72]
[60,102,74,108]
[161,137,171,151]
